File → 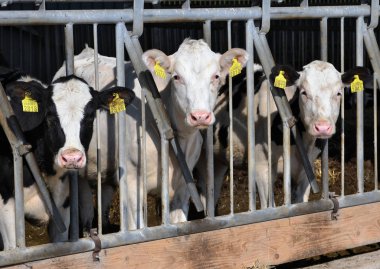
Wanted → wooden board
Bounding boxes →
[8,202,380,269]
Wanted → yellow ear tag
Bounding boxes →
[22,92,38,113]
[230,58,242,78]
[109,93,126,114]
[154,61,166,79]
[350,75,364,93]
[274,70,287,89]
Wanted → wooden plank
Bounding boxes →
[8,202,380,269]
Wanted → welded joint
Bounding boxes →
[16,144,32,156]
[90,228,101,262]
[286,116,297,128]
[329,192,340,220]
[368,0,379,29]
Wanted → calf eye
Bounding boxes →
[214,74,220,80]
[337,92,342,96]
[300,90,307,97]
[173,74,180,80]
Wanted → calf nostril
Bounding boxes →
[62,156,67,163]
[205,114,210,120]
[191,114,198,121]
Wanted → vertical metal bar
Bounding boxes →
[340,17,345,197]
[13,148,25,248]
[116,22,128,231]
[64,23,74,75]
[267,65,272,208]
[374,73,378,190]
[246,19,256,211]
[203,19,214,218]
[65,22,79,241]
[69,171,79,241]
[320,16,329,199]
[283,125,291,206]
[356,16,364,193]
[93,23,102,235]
[228,20,234,215]
[161,137,170,225]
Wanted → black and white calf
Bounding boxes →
[0,70,134,250]
[196,60,370,210]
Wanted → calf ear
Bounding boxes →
[220,48,249,81]
[5,81,47,132]
[142,49,172,79]
[341,66,371,85]
[269,64,300,88]
[96,86,135,110]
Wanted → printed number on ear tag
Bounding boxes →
[274,70,287,89]
[154,61,166,79]
[109,93,126,114]
[230,58,242,78]
[22,92,38,112]
[351,75,364,93]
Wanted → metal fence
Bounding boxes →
[0,0,379,266]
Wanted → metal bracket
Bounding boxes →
[368,0,379,29]
[286,116,297,129]
[16,144,32,156]
[90,228,101,262]
[329,192,340,220]
[259,0,271,34]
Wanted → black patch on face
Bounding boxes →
[79,98,97,152]
[52,74,89,85]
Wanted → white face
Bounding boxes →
[297,61,343,139]
[51,78,93,169]
[170,41,221,128]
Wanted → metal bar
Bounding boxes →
[374,73,378,190]
[283,124,291,206]
[203,19,214,218]
[132,0,143,36]
[260,0,270,34]
[161,137,170,225]
[13,147,25,248]
[368,0,379,29]
[227,20,234,214]
[69,171,79,241]
[356,16,364,194]
[320,17,329,199]
[64,23,74,75]
[0,6,375,25]
[124,28,204,212]
[93,23,102,235]
[116,22,128,231]
[340,17,345,198]
[246,20,256,211]
[267,62,272,208]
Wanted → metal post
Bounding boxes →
[13,147,25,248]
[246,19,256,211]
[374,73,378,190]
[64,23,74,75]
[340,17,345,197]
[356,16,364,193]
[93,23,102,235]
[320,17,329,199]
[203,19,214,218]
[116,22,128,231]
[228,20,234,214]
[161,137,170,225]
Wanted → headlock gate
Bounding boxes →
[0,1,379,267]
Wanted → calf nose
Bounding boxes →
[189,111,212,126]
[60,149,85,169]
[314,121,333,136]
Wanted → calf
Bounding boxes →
[53,39,248,230]
[0,70,134,250]
[196,60,369,210]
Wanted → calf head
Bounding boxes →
[142,39,248,129]
[271,61,370,139]
[8,75,135,170]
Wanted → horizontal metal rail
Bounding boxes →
[0,6,375,25]
[2,191,380,266]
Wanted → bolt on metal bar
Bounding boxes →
[340,17,345,198]
[320,17,329,199]
[116,22,129,231]
[227,20,234,215]
[356,16,364,194]
[123,26,204,212]
[246,19,256,212]
[13,147,25,248]
[203,19,214,218]
[93,23,102,235]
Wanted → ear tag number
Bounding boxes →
[154,61,166,79]
[230,58,242,78]
[351,75,364,93]
[109,93,126,114]
[274,70,287,89]
[22,92,38,112]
